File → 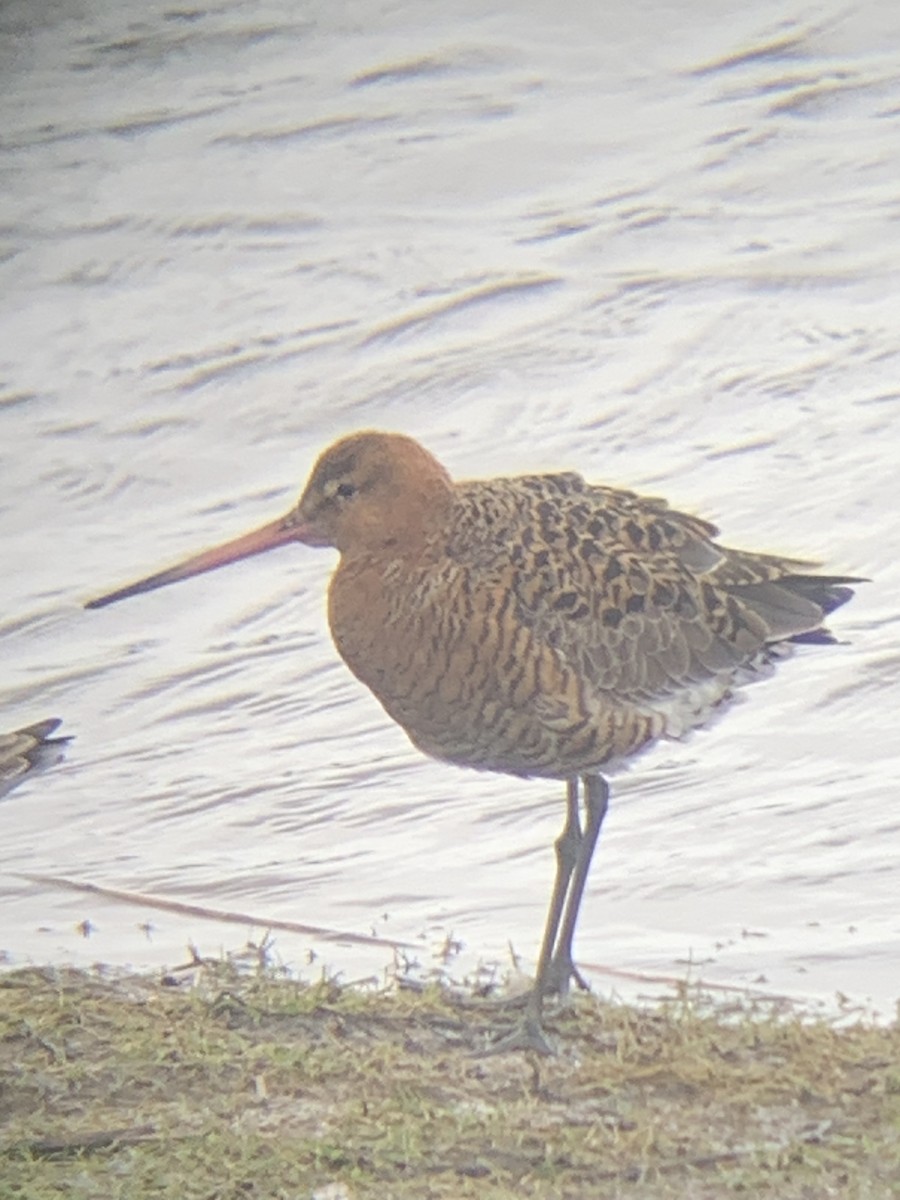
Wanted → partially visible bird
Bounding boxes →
[86,431,861,1051]
[0,719,70,802]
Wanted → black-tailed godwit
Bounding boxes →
[87,431,860,1051]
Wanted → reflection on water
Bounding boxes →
[2,0,898,1013]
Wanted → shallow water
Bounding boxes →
[2,0,899,1013]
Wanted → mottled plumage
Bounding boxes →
[86,430,861,1053]
[317,439,855,783]
[0,719,69,801]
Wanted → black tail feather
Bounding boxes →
[778,575,864,617]
[788,627,838,646]
[780,574,864,644]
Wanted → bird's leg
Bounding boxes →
[546,773,609,996]
[486,779,582,1055]
[530,778,582,1001]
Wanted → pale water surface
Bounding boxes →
[2,0,899,1013]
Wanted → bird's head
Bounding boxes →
[290,430,453,555]
[84,431,453,609]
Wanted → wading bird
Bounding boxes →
[87,431,859,1051]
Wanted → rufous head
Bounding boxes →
[292,430,453,555]
[84,431,452,609]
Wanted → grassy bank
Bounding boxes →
[1,961,898,1198]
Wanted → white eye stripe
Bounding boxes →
[321,478,357,501]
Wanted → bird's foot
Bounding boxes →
[483,1011,557,1056]
[468,958,588,1024]
[543,953,591,998]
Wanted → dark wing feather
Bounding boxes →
[450,473,859,704]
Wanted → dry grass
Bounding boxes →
[1,960,898,1198]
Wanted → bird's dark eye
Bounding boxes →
[336,481,356,499]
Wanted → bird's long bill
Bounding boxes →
[85,514,306,610]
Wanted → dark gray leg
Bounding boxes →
[547,774,609,994]
[530,778,581,1004]
[489,777,588,1051]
